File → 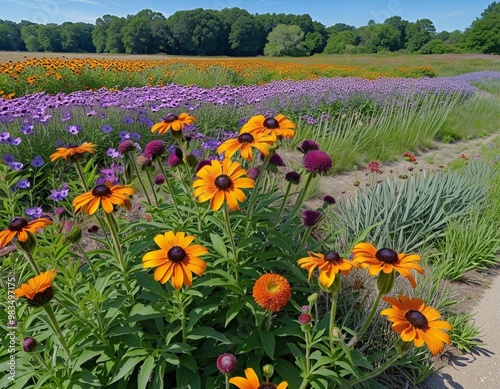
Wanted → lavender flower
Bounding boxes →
[48,183,69,201]
[16,178,30,189]
[31,155,45,168]
[101,124,113,134]
[107,148,121,158]
[124,116,134,124]
[21,124,34,135]
[8,162,23,171]
[25,206,43,219]
[66,124,82,135]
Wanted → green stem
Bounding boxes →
[20,250,41,275]
[225,374,230,389]
[158,162,182,219]
[272,181,293,228]
[103,212,132,297]
[128,154,153,206]
[245,154,271,222]
[299,226,313,250]
[329,292,337,350]
[76,242,97,281]
[223,204,239,284]
[175,290,187,343]
[291,172,315,218]
[43,304,71,359]
[33,351,52,372]
[349,290,383,347]
[299,329,312,389]
[349,352,402,385]
[177,165,202,231]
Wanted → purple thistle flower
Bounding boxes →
[195,159,212,173]
[66,125,82,135]
[216,353,237,374]
[118,140,136,154]
[24,206,43,219]
[285,171,301,185]
[31,155,45,168]
[154,174,165,185]
[246,167,260,180]
[269,153,285,167]
[143,140,165,160]
[301,209,323,228]
[303,150,332,175]
[16,178,30,189]
[322,195,336,205]
[167,153,182,167]
[101,124,113,134]
[297,140,320,154]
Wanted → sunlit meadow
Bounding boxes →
[0,56,499,389]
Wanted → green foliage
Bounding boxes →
[419,39,461,54]
[264,24,308,57]
[448,313,483,353]
[323,31,355,54]
[463,1,500,54]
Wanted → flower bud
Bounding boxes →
[307,293,318,304]
[262,364,274,380]
[22,337,37,352]
[216,353,237,374]
[285,171,301,185]
[298,313,312,325]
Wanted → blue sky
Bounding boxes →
[0,0,494,31]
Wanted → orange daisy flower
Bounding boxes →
[142,231,208,289]
[151,112,196,134]
[193,158,254,211]
[229,367,288,389]
[352,243,423,288]
[298,251,355,288]
[241,114,296,140]
[72,181,135,215]
[252,273,291,312]
[381,295,452,356]
[50,142,97,162]
[217,131,275,162]
[0,217,52,249]
[14,269,57,307]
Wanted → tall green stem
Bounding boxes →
[223,204,239,284]
[329,292,338,350]
[272,181,293,228]
[245,154,271,222]
[128,154,154,206]
[348,290,383,347]
[349,352,402,385]
[43,304,71,359]
[158,162,182,219]
[76,242,97,281]
[175,290,187,343]
[298,328,312,389]
[20,250,41,275]
[291,172,314,218]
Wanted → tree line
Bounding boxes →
[0,2,498,56]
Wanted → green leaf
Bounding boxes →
[225,299,245,326]
[260,330,275,359]
[178,354,198,373]
[109,354,147,384]
[137,355,156,389]
[135,271,165,296]
[187,327,231,344]
[210,233,228,258]
[125,303,166,322]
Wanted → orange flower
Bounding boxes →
[217,131,275,162]
[72,181,135,215]
[151,112,196,134]
[142,231,208,289]
[229,368,288,389]
[0,217,52,249]
[381,295,452,356]
[298,251,355,288]
[50,142,97,162]
[193,158,254,211]
[352,243,423,287]
[252,274,291,312]
[14,270,57,307]
[241,114,296,140]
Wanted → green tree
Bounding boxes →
[405,19,434,52]
[228,15,266,56]
[326,23,355,35]
[105,17,126,53]
[383,16,409,50]
[264,24,307,56]
[463,2,500,53]
[60,22,94,52]
[122,16,152,54]
[21,23,42,51]
[323,30,355,54]
[304,31,326,54]
[37,24,62,51]
[92,15,113,53]
[371,24,400,51]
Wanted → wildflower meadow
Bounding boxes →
[0,56,499,389]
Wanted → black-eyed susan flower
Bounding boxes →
[298,251,355,288]
[49,142,97,162]
[352,243,424,288]
[241,114,296,140]
[0,217,52,249]
[14,269,56,307]
[381,294,452,356]
[252,274,291,312]
[141,231,208,289]
[229,367,288,389]
[72,181,135,215]
[192,159,254,211]
[217,131,274,162]
[151,112,196,134]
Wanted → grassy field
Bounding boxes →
[1,51,499,76]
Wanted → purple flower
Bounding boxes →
[9,137,21,146]
[101,124,113,134]
[54,207,67,216]
[268,153,285,167]
[31,155,45,168]
[48,183,69,201]
[124,116,134,124]
[301,209,323,227]
[118,140,135,154]
[119,131,130,141]
[100,167,117,181]
[0,132,10,142]
[86,110,97,117]
[66,125,82,135]
[195,159,211,173]
[322,195,336,205]
[285,171,301,185]
[131,132,141,140]
[25,206,43,219]
[216,353,237,374]
[8,162,23,171]
[107,148,121,158]
[167,153,182,167]
[297,140,320,154]
[21,124,34,135]
[154,174,165,185]
[16,178,30,189]
[201,139,222,150]
[303,150,332,175]
[246,167,260,180]
[2,154,16,163]
[22,337,37,353]
[143,140,165,160]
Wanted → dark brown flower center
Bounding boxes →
[67,143,78,148]
[28,287,54,307]
[167,246,186,263]
[257,384,277,389]
[92,185,112,197]
[375,248,399,264]
[215,174,232,190]
[263,117,279,129]
[238,133,254,144]
[8,217,28,231]
[405,310,429,329]
[324,251,342,264]
[164,114,179,123]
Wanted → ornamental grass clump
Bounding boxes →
[0,112,455,389]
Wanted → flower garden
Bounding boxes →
[0,56,499,389]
